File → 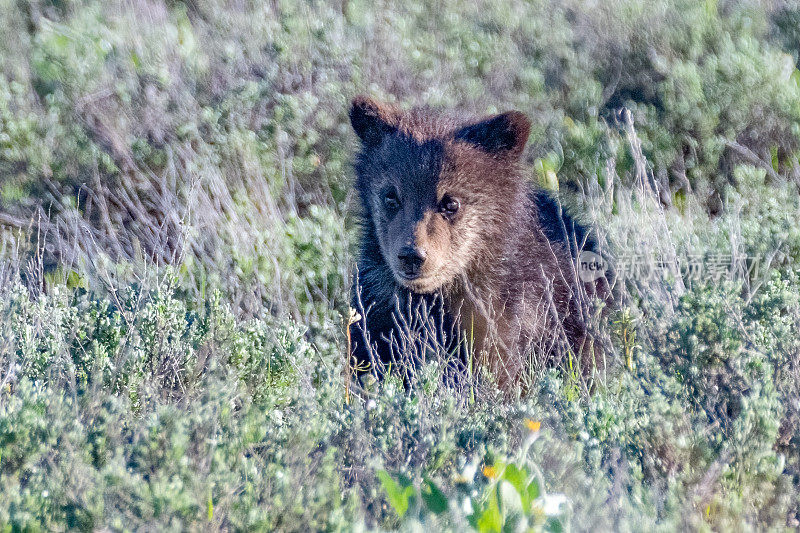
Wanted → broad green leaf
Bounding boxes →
[501,464,530,511]
[377,470,415,518]
[501,464,527,493]
[421,478,448,515]
[498,480,523,517]
[527,477,541,502]
[475,488,503,533]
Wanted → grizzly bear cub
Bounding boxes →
[348,96,611,392]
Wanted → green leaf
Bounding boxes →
[498,480,523,520]
[791,68,800,89]
[501,464,530,511]
[673,188,687,215]
[534,157,560,191]
[475,488,503,533]
[501,464,527,493]
[377,470,415,518]
[771,145,780,174]
[421,478,448,515]
[66,270,87,289]
[527,477,541,503]
[545,516,565,533]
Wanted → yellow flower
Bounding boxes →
[482,465,499,480]
[525,419,541,432]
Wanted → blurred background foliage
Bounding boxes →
[2,0,800,530]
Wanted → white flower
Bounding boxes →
[461,455,480,481]
[461,496,473,515]
[541,493,567,516]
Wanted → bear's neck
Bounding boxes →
[462,184,531,295]
[444,185,534,356]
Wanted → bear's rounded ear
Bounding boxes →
[454,111,531,157]
[350,96,399,148]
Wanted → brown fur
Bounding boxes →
[349,96,610,392]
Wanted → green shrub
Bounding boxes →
[2,0,800,530]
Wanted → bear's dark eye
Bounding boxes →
[383,188,400,212]
[438,195,460,219]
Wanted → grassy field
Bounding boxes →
[2,0,800,530]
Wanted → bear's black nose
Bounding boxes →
[397,246,426,277]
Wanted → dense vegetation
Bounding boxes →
[2,0,800,530]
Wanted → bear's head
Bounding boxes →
[350,96,531,293]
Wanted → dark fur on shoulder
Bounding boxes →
[348,96,612,392]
